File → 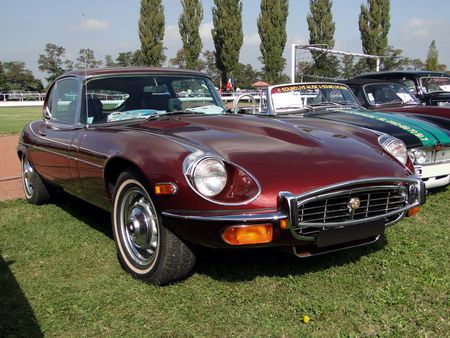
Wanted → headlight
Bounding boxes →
[192,158,227,197]
[408,148,427,165]
[378,135,408,165]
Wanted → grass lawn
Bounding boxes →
[0,107,42,135]
[0,188,449,337]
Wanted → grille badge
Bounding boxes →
[347,197,361,220]
[348,197,361,210]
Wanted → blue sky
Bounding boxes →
[1,0,450,83]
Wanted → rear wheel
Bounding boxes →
[112,171,196,285]
[22,154,51,205]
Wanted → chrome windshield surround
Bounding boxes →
[182,152,262,206]
[279,176,425,240]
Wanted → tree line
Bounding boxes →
[1,0,448,93]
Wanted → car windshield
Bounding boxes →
[270,83,360,114]
[420,76,450,94]
[363,82,419,105]
[83,74,225,124]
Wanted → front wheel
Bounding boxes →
[112,171,196,285]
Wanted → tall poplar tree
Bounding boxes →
[211,0,243,85]
[424,40,445,71]
[179,0,203,70]
[257,0,289,84]
[307,0,339,79]
[359,0,390,70]
[139,0,166,66]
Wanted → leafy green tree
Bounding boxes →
[425,40,447,71]
[307,0,339,79]
[139,0,166,66]
[201,50,221,85]
[1,61,43,91]
[359,0,390,70]
[233,63,262,89]
[170,49,187,68]
[257,0,289,84]
[212,0,243,85]
[105,55,117,67]
[75,49,103,70]
[179,0,203,70]
[37,43,73,84]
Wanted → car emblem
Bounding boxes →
[347,197,361,220]
[348,197,361,210]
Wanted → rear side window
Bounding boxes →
[47,78,79,123]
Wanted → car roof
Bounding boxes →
[340,78,393,86]
[354,70,450,79]
[58,67,208,80]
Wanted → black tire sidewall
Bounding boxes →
[112,172,163,279]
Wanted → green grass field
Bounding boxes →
[0,107,42,135]
[0,188,449,337]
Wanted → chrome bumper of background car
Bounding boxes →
[415,161,450,189]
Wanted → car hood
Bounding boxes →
[131,114,411,195]
[305,107,450,148]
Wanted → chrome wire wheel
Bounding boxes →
[22,157,34,198]
[116,180,160,271]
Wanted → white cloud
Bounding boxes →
[69,18,109,31]
[404,17,449,38]
[243,33,260,47]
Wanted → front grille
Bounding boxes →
[293,185,408,237]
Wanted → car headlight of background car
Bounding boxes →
[378,135,408,165]
[408,148,432,165]
[183,152,261,204]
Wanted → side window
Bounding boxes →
[399,79,416,95]
[48,78,79,123]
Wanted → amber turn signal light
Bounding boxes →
[279,219,288,229]
[154,182,178,196]
[407,206,420,217]
[223,224,273,245]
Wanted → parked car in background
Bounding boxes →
[353,71,450,106]
[18,68,425,285]
[342,78,450,129]
[234,82,450,189]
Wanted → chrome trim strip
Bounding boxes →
[21,143,104,169]
[162,211,287,222]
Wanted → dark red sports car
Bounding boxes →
[18,68,425,284]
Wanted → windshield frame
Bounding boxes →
[262,83,361,115]
[362,82,419,107]
[82,73,226,125]
[419,76,450,94]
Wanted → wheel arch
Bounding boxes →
[104,156,150,200]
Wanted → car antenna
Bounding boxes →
[81,13,90,126]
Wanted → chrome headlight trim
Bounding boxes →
[378,134,408,165]
[183,152,262,206]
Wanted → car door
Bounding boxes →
[29,77,82,194]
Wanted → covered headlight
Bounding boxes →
[408,148,427,165]
[378,135,408,165]
[192,158,227,197]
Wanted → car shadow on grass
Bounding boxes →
[53,192,113,239]
[0,255,44,337]
[51,193,387,283]
[194,238,387,282]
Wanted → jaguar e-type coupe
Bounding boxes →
[18,68,425,285]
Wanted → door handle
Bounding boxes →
[38,129,46,136]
